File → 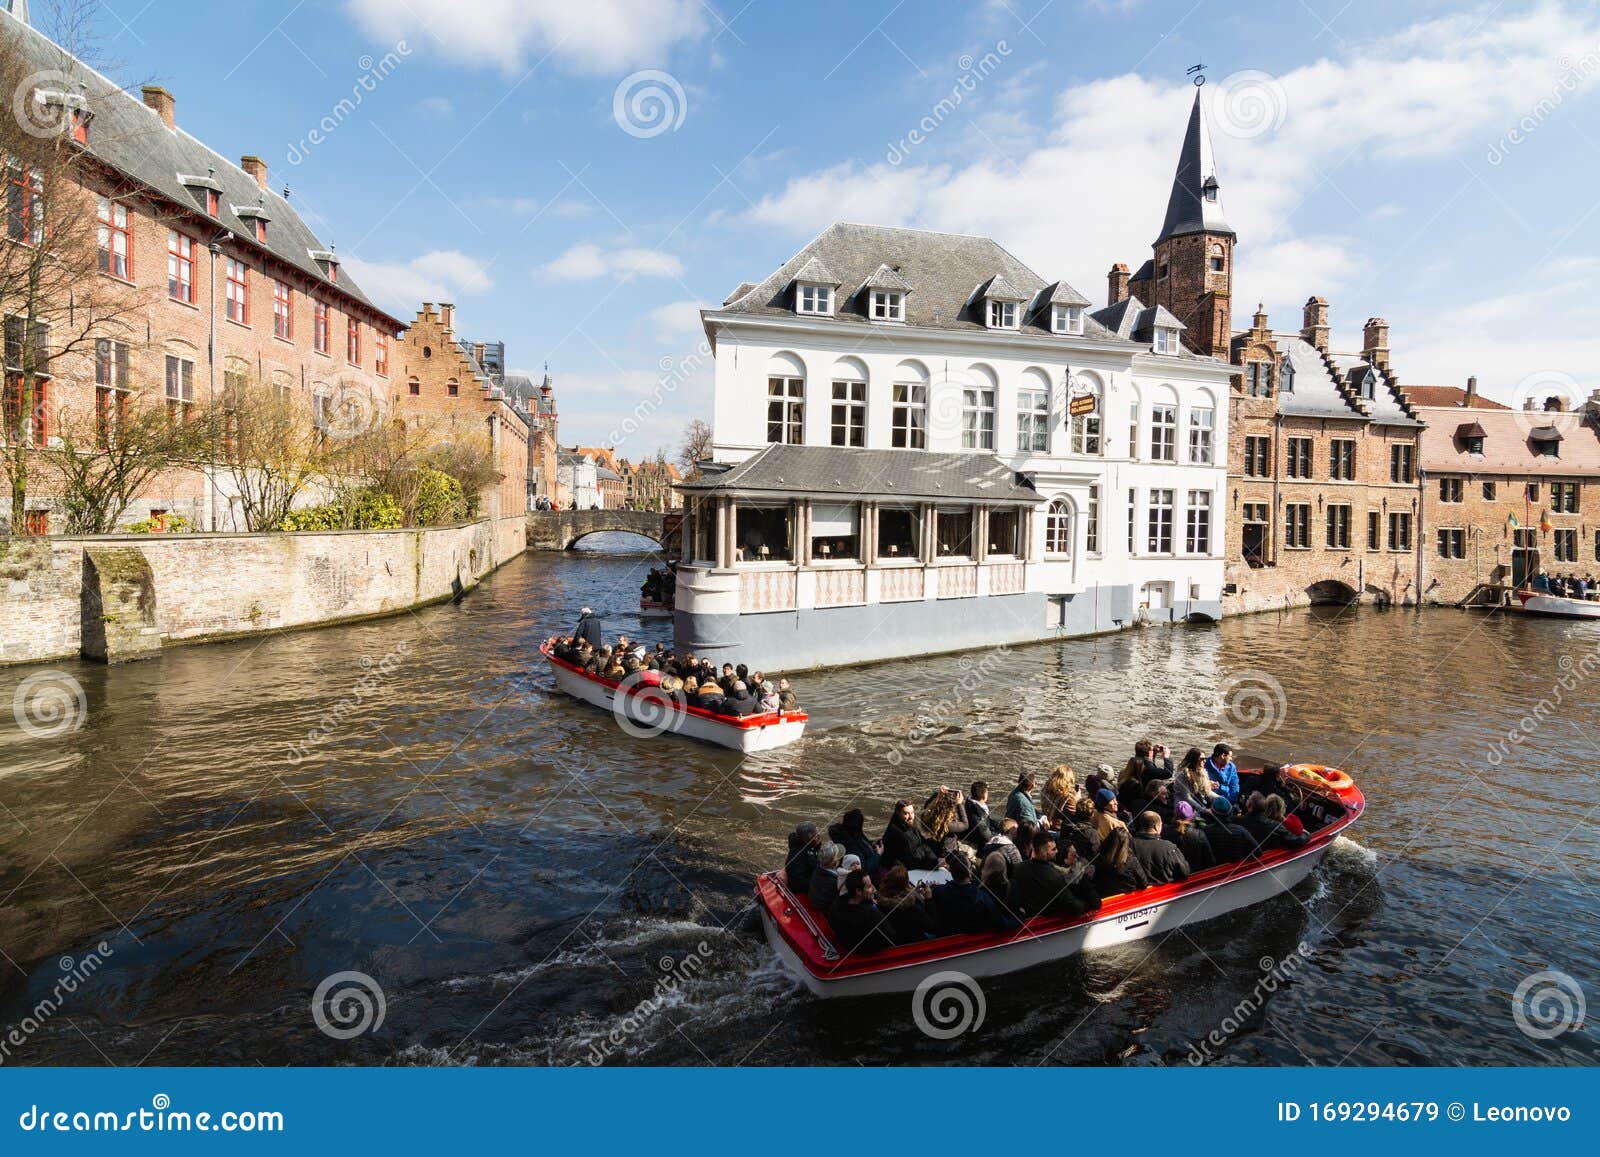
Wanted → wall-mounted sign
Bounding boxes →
[1069,393,1098,417]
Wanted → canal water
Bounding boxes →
[1,534,1596,1066]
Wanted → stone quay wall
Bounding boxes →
[1,515,526,666]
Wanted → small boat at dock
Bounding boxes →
[759,764,1364,998]
[638,597,673,619]
[541,643,808,752]
[1511,590,1600,619]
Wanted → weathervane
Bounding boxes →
[1187,62,1206,86]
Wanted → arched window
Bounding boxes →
[446,377,460,398]
[767,352,806,445]
[407,375,420,397]
[1046,497,1073,556]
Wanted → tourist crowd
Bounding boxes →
[641,567,676,606]
[547,608,799,717]
[1531,571,1599,600]
[784,740,1315,955]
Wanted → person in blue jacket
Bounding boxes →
[1204,743,1240,805]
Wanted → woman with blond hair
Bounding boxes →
[1172,747,1216,814]
[919,785,969,851]
[1040,764,1078,827]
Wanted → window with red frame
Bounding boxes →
[272,279,292,340]
[2,376,47,446]
[346,317,360,365]
[206,189,219,216]
[446,378,459,397]
[71,110,89,144]
[224,258,249,324]
[6,162,43,245]
[22,510,49,536]
[96,198,132,280]
[254,218,267,243]
[375,333,388,377]
[165,355,195,424]
[313,301,329,354]
[167,231,194,302]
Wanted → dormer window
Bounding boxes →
[796,284,832,316]
[987,299,1017,330]
[1464,436,1485,454]
[206,190,219,216]
[1279,357,1294,393]
[870,290,904,322]
[1153,327,1178,355]
[1203,176,1219,203]
[1361,370,1377,400]
[1052,304,1084,335]
[255,219,267,243]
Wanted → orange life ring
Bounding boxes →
[1282,763,1354,793]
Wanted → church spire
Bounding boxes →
[1156,86,1233,243]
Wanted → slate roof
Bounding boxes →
[791,256,839,286]
[1329,352,1420,426]
[1036,280,1091,307]
[3,11,399,326]
[1233,331,1424,427]
[676,444,1044,504]
[714,222,1119,343]
[1157,89,1234,242]
[1089,297,1185,345]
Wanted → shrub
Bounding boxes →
[277,489,404,532]
[414,468,466,526]
[126,513,192,534]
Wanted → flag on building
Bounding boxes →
[1539,511,1553,534]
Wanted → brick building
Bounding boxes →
[2,9,405,532]
[622,457,682,511]
[502,369,560,507]
[1111,86,1426,613]
[391,304,531,519]
[1417,392,1600,604]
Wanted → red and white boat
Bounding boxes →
[759,765,1364,997]
[541,643,808,752]
[1512,589,1600,620]
[638,597,673,620]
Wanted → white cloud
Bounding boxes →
[541,243,683,281]
[744,2,1600,324]
[345,0,706,74]
[416,96,453,118]
[648,299,706,340]
[342,250,494,314]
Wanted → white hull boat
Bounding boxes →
[541,644,807,752]
[761,765,1363,998]
[638,599,673,620]
[1514,591,1600,619]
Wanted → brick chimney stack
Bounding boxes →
[1108,264,1130,306]
[240,155,268,190]
[141,85,176,130]
[1301,296,1330,353]
[439,303,455,329]
[1466,375,1478,405]
[1362,317,1390,372]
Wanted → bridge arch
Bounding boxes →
[527,509,681,554]
[566,526,666,550]
[1306,578,1359,605]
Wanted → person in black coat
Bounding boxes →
[1130,812,1191,884]
[1008,832,1099,920]
[721,680,758,717]
[573,608,603,649]
[962,780,999,850]
[880,799,941,873]
[829,870,894,954]
[1056,797,1103,863]
[1202,797,1255,862]
[931,854,1021,935]
[1165,802,1216,872]
[828,809,882,875]
[786,822,821,892]
[1092,827,1152,899]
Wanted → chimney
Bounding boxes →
[439,303,455,329]
[1108,263,1130,306]
[141,85,175,130]
[240,155,268,191]
[1252,302,1269,333]
[1362,317,1390,372]
[1465,375,1478,405]
[1301,296,1330,353]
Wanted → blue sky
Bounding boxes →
[70,0,1600,455]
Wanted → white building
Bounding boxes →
[677,120,1236,669]
[558,450,600,511]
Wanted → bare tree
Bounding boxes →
[676,418,712,479]
[0,16,154,531]
[214,374,342,531]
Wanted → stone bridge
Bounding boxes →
[526,509,681,553]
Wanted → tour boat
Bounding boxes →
[540,643,808,752]
[1512,590,1600,620]
[638,597,673,620]
[759,765,1364,998]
